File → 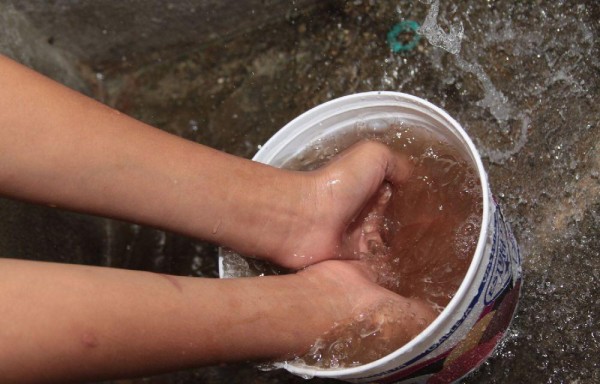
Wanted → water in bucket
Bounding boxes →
[283,122,482,368]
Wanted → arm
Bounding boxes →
[0,258,434,383]
[0,56,436,382]
[0,257,335,382]
[0,54,305,264]
[0,55,410,269]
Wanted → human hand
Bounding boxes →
[268,140,411,269]
[292,259,437,364]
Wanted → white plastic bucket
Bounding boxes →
[219,91,522,383]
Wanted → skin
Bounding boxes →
[0,55,435,383]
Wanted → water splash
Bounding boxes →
[418,0,530,163]
[418,0,464,55]
[454,57,511,124]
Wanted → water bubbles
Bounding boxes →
[426,299,445,314]
[417,317,428,327]
[369,118,390,132]
[327,336,355,365]
[290,300,419,369]
[424,146,437,158]
[359,321,382,338]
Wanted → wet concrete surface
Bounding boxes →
[1,0,598,383]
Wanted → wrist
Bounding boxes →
[188,158,314,264]
[240,169,317,264]
[211,272,349,361]
[244,169,337,269]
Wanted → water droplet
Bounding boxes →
[212,220,221,235]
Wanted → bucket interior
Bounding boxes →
[237,92,490,378]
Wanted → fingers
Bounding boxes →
[340,181,392,262]
[381,146,412,185]
[360,182,392,253]
[330,140,413,186]
[296,140,411,269]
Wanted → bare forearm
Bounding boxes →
[0,258,334,383]
[0,55,306,259]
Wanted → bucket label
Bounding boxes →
[484,206,521,305]
[358,203,522,384]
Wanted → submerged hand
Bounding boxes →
[293,259,437,363]
[269,141,411,269]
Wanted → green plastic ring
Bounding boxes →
[387,20,421,53]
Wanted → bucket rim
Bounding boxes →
[251,91,491,378]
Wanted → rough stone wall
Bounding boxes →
[5,0,325,67]
[0,2,87,91]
